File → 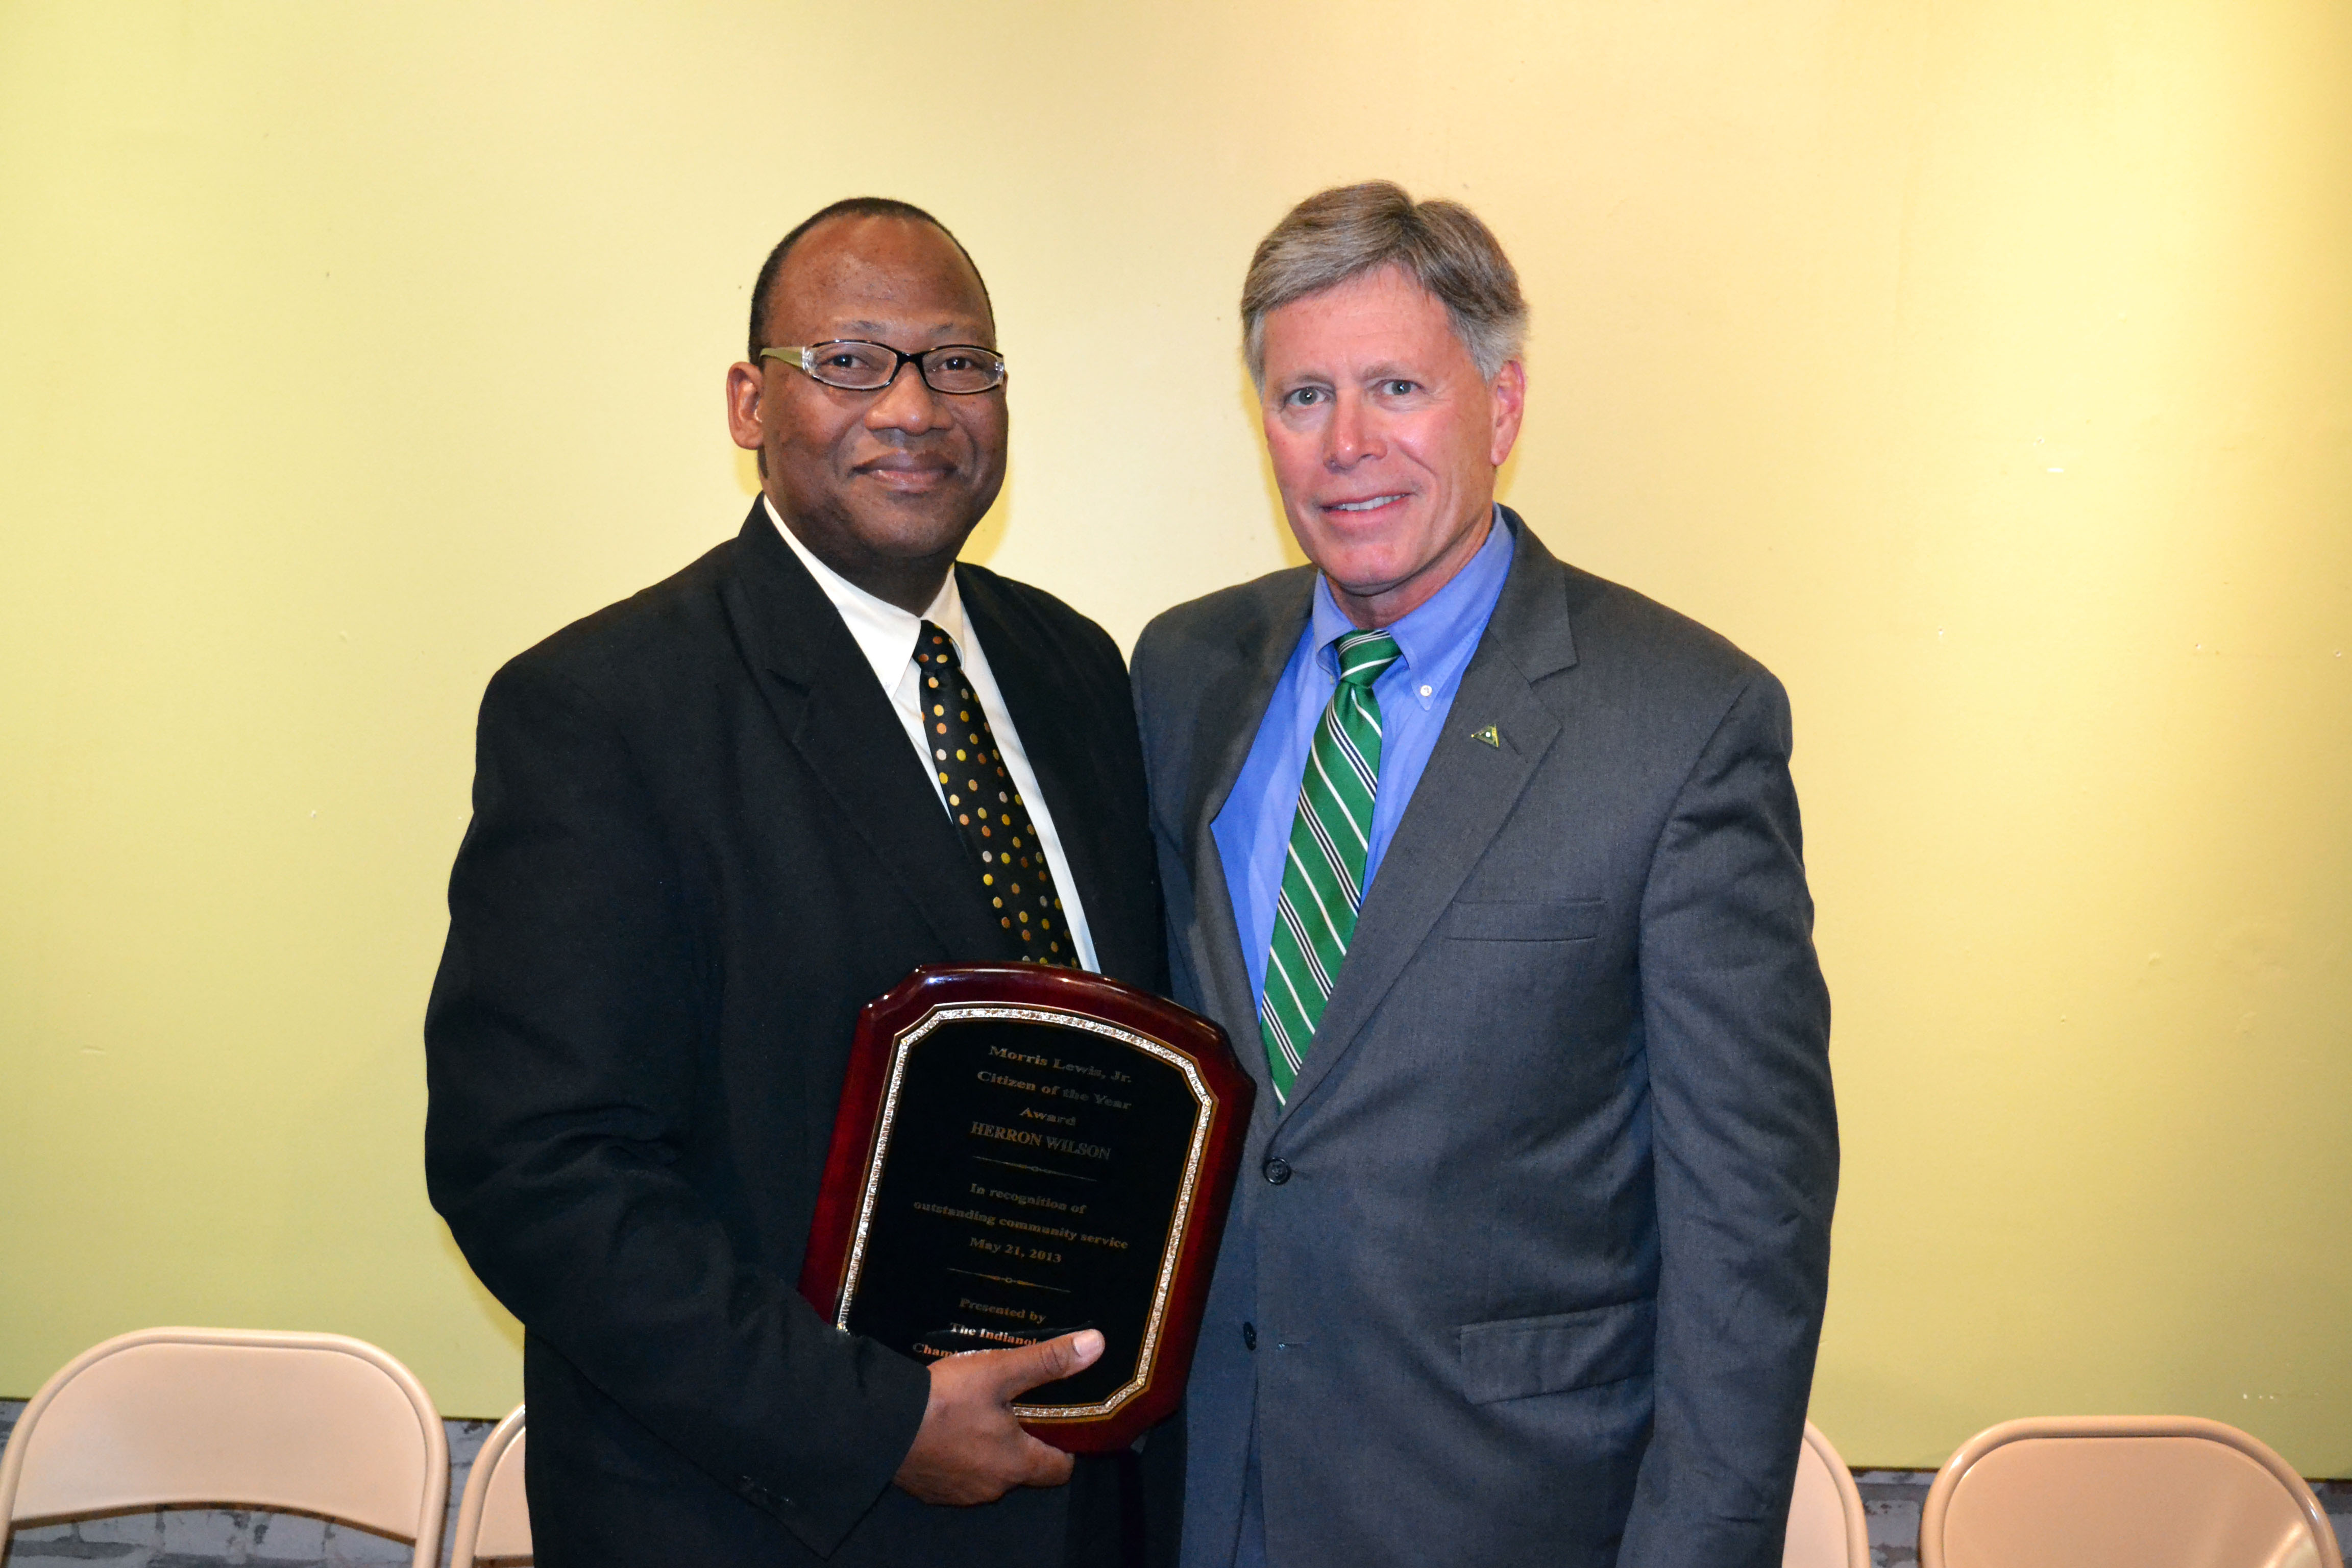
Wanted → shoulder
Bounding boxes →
[1494,514,1782,706]
[958,561,1121,661]
[482,534,742,726]
[1544,560,1795,763]
[956,560,1125,680]
[1490,519,1795,767]
[1133,564,1316,690]
[1568,566,1766,684]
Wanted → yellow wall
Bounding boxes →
[3,1,2345,1470]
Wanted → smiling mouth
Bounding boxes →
[1325,494,1408,514]
[860,460,955,488]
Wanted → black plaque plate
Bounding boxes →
[800,964,1252,1452]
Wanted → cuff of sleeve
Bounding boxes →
[744,1339,933,1557]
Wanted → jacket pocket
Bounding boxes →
[1438,898,1605,943]
[1457,1297,1655,1405]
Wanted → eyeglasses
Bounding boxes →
[761,340,1007,395]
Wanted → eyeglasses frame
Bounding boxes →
[760,340,1008,396]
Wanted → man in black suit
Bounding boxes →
[425,198,1164,1566]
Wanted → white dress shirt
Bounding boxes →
[764,497,1100,972]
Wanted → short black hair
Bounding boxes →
[747,197,992,361]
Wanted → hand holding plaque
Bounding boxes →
[800,965,1253,1453]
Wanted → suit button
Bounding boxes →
[1242,1322,1258,1351]
[1262,1157,1291,1185]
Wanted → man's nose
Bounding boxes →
[1324,393,1382,467]
[865,361,948,434]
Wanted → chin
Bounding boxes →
[854,498,977,544]
[1312,546,1416,592]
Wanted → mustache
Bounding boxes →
[851,435,965,472]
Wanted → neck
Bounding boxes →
[838,556,958,616]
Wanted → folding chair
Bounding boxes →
[449,1403,530,1564]
[0,1327,448,1568]
[1919,1414,2341,1568]
[1784,1418,1870,1567]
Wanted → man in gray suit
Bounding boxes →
[1130,183,1838,1567]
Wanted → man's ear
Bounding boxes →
[1488,359,1527,468]
[726,360,766,453]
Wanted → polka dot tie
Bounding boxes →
[913,621,1075,967]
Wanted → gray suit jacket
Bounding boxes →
[1130,511,1836,1568]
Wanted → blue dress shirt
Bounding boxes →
[1212,511,1515,1012]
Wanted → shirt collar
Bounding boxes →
[764,494,964,690]
[1307,504,1515,677]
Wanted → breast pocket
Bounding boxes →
[1438,898,1605,943]
[1457,1297,1655,1405]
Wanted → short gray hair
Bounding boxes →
[1241,181,1527,385]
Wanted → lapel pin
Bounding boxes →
[1471,724,1501,748]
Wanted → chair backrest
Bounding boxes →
[0,1327,448,1568]
[1784,1419,1870,1568]
[1919,1415,2342,1568]
[449,1404,531,1564]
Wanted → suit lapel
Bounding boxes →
[1184,571,1315,1089]
[1277,514,1579,1119]
[961,568,1127,979]
[719,506,1017,963]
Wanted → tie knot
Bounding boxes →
[915,620,960,668]
[1332,629,1401,689]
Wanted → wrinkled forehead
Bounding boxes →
[769,215,995,344]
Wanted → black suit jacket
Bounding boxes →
[425,504,1166,1566]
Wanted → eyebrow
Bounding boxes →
[1272,362,1418,387]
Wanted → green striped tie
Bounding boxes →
[1258,628,1402,1102]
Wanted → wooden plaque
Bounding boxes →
[799,964,1254,1453]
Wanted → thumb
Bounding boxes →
[993,1329,1105,1399]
